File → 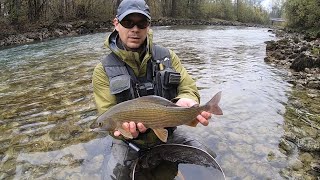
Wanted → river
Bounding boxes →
[0,26,319,179]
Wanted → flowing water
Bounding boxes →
[0,26,319,179]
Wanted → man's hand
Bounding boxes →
[176,98,212,126]
[114,122,147,138]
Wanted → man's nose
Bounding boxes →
[131,25,140,31]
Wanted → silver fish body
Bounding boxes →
[90,91,223,142]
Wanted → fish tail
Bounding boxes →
[205,91,223,115]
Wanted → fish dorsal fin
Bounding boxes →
[153,128,168,142]
[138,96,178,107]
[117,127,133,139]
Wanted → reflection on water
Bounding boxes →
[0,26,319,179]
[135,163,222,180]
[179,164,223,180]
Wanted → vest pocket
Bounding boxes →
[109,74,131,94]
[109,74,134,103]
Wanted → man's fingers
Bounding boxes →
[114,130,121,137]
[118,122,146,138]
[201,111,212,119]
[137,123,147,133]
[129,122,137,134]
[129,122,140,138]
[197,115,209,126]
[122,122,129,131]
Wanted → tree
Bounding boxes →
[0,0,272,26]
[285,0,320,29]
[8,0,21,24]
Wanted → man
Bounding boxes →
[92,0,215,179]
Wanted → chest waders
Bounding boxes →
[101,44,181,148]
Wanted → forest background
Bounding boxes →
[0,0,319,37]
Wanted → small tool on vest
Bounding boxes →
[159,62,164,71]
[123,139,140,152]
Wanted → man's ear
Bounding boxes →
[113,18,120,31]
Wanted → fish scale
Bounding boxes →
[118,108,199,127]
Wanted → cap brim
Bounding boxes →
[117,10,151,21]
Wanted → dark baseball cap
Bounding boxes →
[116,0,151,21]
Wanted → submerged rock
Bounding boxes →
[299,152,313,163]
[297,137,320,152]
[48,121,83,141]
[311,162,320,173]
[279,139,296,155]
[288,158,304,171]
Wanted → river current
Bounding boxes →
[0,26,318,179]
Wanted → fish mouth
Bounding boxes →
[89,127,109,133]
[89,122,99,129]
[89,128,107,132]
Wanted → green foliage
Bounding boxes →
[285,0,320,30]
[201,0,236,21]
[236,0,269,24]
[311,47,320,56]
[201,0,269,24]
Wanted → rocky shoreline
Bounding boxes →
[265,29,320,178]
[0,18,263,48]
[264,30,320,90]
[0,20,113,48]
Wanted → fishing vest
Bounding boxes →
[101,44,181,103]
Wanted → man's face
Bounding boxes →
[114,13,150,50]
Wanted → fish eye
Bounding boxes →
[98,122,103,127]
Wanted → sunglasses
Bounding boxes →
[120,19,150,29]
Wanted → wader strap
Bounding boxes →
[152,44,171,63]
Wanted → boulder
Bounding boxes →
[290,54,318,71]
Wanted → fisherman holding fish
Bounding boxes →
[91,0,222,179]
